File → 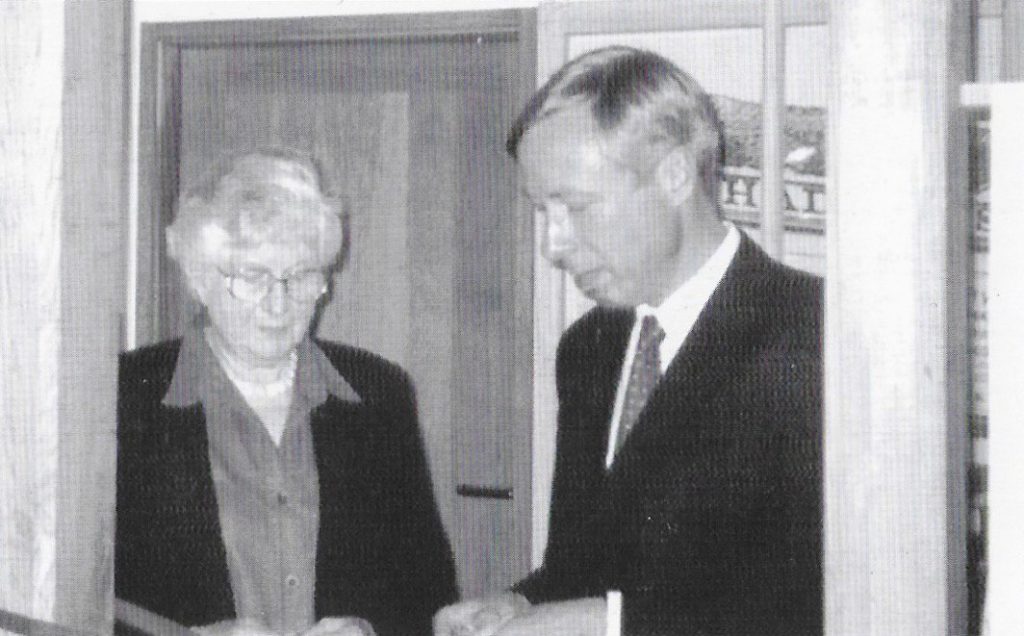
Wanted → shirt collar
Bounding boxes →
[162,327,360,407]
[162,327,206,407]
[295,337,361,404]
[636,222,741,336]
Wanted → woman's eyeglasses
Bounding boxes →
[217,267,328,303]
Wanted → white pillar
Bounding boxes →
[0,2,125,632]
[982,82,1024,636]
[0,2,66,623]
[825,1,970,634]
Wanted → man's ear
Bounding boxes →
[654,146,695,205]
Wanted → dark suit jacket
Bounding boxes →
[116,339,458,636]
[515,234,823,635]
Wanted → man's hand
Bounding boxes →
[192,619,277,636]
[494,597,606,636]
[301,617,376,636]
[192,617,375,636]
[433,593,530,636]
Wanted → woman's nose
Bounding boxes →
[262,279,289,315]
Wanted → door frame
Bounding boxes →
[136,9,538,592]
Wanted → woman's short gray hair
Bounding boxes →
[166,147,344,270]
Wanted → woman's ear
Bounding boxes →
[654,146,696,205]
[181,263,212,307]
[168,231,210,307]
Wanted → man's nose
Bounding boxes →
[541,208,578,266]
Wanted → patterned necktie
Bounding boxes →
[613,314,666,455]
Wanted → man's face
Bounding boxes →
[190,241,324,368]
[517,107,687,308]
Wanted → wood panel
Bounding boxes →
[825,1,970,633]
[56,2,127,631]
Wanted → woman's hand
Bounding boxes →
[433,593,530,636]
[300,617,376,636]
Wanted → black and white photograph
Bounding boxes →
[2,1,1022,635]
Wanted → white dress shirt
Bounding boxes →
[604,223,741,469]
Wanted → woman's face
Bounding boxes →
[191,240,325,369]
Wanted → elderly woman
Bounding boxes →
[116,148,457,636]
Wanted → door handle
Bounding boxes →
[456,484,513,500]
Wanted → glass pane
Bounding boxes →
[779,24,827,276]
[977,16,1002,83]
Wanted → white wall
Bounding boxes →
[134,0,544,23]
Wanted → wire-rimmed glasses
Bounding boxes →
[217,267,328,304]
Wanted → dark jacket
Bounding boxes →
[515,234,823,635]
[116,339,458,635]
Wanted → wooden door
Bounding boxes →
[138,13,535,597]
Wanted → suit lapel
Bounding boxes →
[309,395,368,488]
[606,235,776,487]
[308,393,369,617]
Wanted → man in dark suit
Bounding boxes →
[435,46,822,635]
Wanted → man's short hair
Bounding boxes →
[507,46,724,201]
